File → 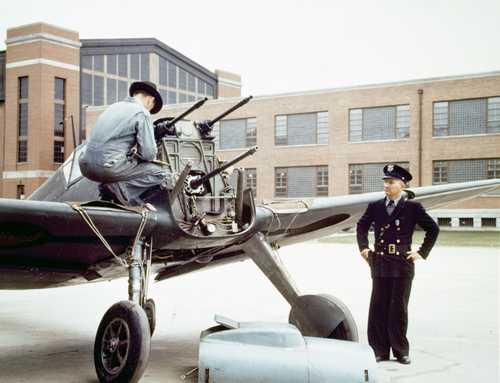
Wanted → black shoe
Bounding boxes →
[397,356,411,364]
[376,355,389,362]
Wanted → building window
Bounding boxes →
[432,97,500,136]
[130,54,140,80]
[206,84,214,98]
[159,57,168,86]
[179,69,187,91]
[107,54,117,75]
[274,166,329,198]
[54,78,65,163]
[18,76,28,162]
[168,61,177,88]
[349,105,410,142]
[16,184,25,200]
[432,158,500,184]
[93,75,104,106]
[482,218,496,227]
[275,112,329,146]
[81,55,92,70]
[93,55,104,72]
[433,161,448,184]
[459,218,473,227]
[437,217,451,227]
[167,91,177,105]
[275,168,288,197]
[118,80,128,101]
[214,118,257,150]
[118,54,128,77]
[316,166,329,196]
[140,53,150,81]
[188,73,196,93]
[487,159,500,179]
[245,168,257,197]
[82,73,92,105]
[107,78,117,104]
[488,97,500,133]
[348,162,410,193]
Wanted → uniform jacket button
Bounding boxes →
[396,239,400,243]
[380,239,384,243]
[396,251,400,255]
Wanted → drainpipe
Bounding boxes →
[417,89,423,186]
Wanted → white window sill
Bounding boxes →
[432,132,500,139]
[348,138,410,144]
[273,144,329,148]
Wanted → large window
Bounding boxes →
[275,112,328,146]
[54,78,65,163]
[349,105,410,142]
[214,118,257,150]
[433,97,500,136]
[245,168,257,197]
[349,162,410,194]
[275,166,328,198]
[82,52,216,107]
[18,77,29,162]
[433,159,500,184]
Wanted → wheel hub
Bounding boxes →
[101,318,130,375]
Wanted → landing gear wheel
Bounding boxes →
[94,301,151,383]
[144,298,156,336]
[289,294,358,342]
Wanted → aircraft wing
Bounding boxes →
[154,179,499,281]
[255,179,500,247]
[0,198,157,288]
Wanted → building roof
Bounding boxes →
[80,38,216,81]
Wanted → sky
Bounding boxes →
[1,0,499,96]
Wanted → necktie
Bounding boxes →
[387,200,395,215]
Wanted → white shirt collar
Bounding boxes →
[386,194,402,206]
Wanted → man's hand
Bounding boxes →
[406,251,423,262]
[360,248,371,264]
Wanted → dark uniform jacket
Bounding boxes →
[357,197,439,278]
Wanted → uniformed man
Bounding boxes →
[79,81,173,206]
[356,164,439,364]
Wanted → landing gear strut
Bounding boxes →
[242,233,358,341]
[94,239,156,383]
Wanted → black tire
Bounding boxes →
[144,299,156,337]
[319,294,358,342]
[94,301,151,383]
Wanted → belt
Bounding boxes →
[375,243,409,256]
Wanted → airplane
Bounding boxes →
[0,96,499,383]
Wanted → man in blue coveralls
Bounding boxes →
[356,164,439,364]
[79,81,173,206]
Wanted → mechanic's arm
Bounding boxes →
[135,113,158,162]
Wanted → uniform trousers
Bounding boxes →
[368,277,413,358]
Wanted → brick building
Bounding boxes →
[1,22,499,229]
[0,22,240,199]
[147,72,499,230]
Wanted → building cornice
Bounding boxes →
[2,170,55,179]
[6,32,81,49]
[6,58,80,72]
